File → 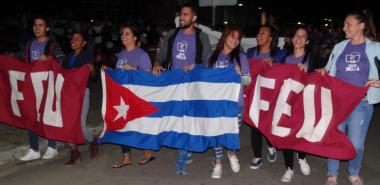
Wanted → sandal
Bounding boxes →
[138,155,156,165]
[112,161,132,168]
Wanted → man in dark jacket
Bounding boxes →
[18,15,65,162]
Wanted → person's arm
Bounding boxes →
[153,30,173,75]
[366,80,380,87]
[200,32,212,63]
[138,51,152,72]
[50,41,66,64]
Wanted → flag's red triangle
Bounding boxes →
[104,72,158,131]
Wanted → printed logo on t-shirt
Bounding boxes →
[31,50,41,61]
[215,59,229,68]
[176,41,187,60]
[345,52,360,71]
[117,59,128,69]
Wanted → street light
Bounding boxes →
[238,3,243,6]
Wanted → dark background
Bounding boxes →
[1,0,378,30]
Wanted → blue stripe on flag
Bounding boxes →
[106,65,241,86]
[99,131,240,152]
[149,100,238,118]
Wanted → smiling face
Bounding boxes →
[120,27,137,48]
[343,15,365,40]
[292,28,308,50]
[70,33,86,51]
[224,30,241,52]
[256,27,272,47]
[33,18,49,40]
[179,7,197,29]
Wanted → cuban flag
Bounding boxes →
[98,66,241,152]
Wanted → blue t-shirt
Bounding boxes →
[284,54,305,65]
[171,31,196,69]
[116,48,152,71]
[335,42,370,87]
[249,51,270,60]
[30,39,48,62]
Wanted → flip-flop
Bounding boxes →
[112,161,132,168]
[138,156,156,165]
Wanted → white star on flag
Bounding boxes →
[113,97,129,121]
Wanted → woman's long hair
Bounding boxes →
[283,26,311,64]
[208,25,242,68]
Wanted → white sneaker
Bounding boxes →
[228,153,240,173]
[281,168,294,182]
[349,176,364,185]
[298,158,311,175]
[42,147,58,159]
[19,149,41,161]
[267,147,277,163]
[325,176,338,185]
[211,164,222,179]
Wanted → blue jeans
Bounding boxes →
[213,105,243,160]
[28,131,56,151]
[327,101,373,177]
[176,149,188,173]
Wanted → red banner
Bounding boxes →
[243,60,368,160]
[0,55,89,144]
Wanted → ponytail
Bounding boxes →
[347,10,377,41]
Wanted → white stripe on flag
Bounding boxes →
[123,82,240,102]
[117,116,239,136]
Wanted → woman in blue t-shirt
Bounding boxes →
[205,25,250,179]
[323,10,380,185]
[278,26,318,182]
[110,23,155,168]
[246,25,286,170]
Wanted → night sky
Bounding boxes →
[1,0,378,30]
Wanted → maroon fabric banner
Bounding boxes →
[243,60,368,160]
[0,55,89,144]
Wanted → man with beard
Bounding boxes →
[152,2,211,175]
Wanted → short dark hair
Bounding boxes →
[33,15,51,28]
[119,22,141,45]
[179,1,198,15]
[72,31,88,41]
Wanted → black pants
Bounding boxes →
[121,145,131,154]
[283,150,306,169]
[250,126,273,158]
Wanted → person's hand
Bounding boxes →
[262,57,273,66]
[235,66,241,75]
[366,80,380,88]
[101,65,109,70]
[183,64,195,72]
[122,63,137,70]
[152,62,165,76]
[39,55,48,61]
[297,63,307,72]
[263,57,273,63]
[87,64,96,75]
[315,68,327,76]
